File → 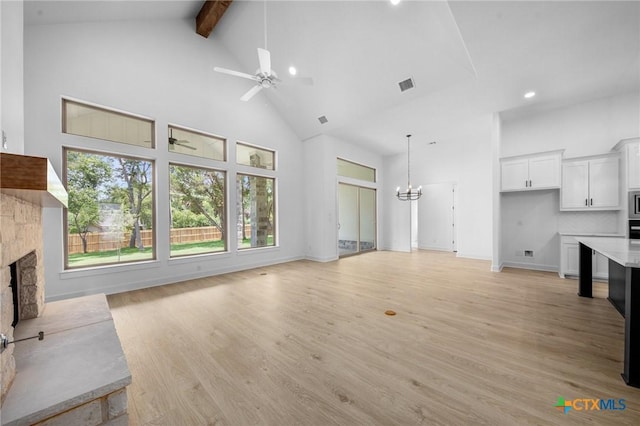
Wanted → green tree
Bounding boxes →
[66,151,112,253]
[113,159,153,250]
[170,165,225,238]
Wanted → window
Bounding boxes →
[63,99,154,148]
[168,125,226,161]
[237,174,275,249]
[237,142,275,170]
[64,149,155,269]
[337,158,376,182]
[169,164,226,257]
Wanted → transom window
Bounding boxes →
[337,158,376,182]
[63,99,154,148]
[237,142,275,170]
[168,125,226,161]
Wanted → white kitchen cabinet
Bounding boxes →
[560,154,620,210]
[628,141,640,189]
[559,235,619,280]
[500,151,562,192]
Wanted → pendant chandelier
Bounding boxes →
[396,134,422,201]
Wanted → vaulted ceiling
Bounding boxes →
[24,1,640,156]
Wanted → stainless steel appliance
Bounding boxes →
[630,191,640,218]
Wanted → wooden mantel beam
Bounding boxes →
[196,0,233,38]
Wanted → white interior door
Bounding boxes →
[418,183,456,251]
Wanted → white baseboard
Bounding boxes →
[305,255,338,263]
[456,252,492,261]
[46,254,305,302]
[501,261,558,273]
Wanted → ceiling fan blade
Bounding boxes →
[240,85,263,102]
[214,67,258,81]
[257,48,271,76]
[175,141,197,151]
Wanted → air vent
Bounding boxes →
[318,115,328,124]
[398,78,415,92]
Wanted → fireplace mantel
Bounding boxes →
[0,152,68,208]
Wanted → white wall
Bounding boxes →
[500,92,640,271]
[381,152,411,252]
[24,18,306,300]
[501,92,640,159]
[396,114,494,260]
[1,0,24,154]
[303,134,383,261]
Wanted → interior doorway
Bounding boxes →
[418,183,457,252]
[338,183,376,257]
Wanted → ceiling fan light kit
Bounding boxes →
[213,0,312,102]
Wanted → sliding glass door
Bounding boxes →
[338,183,376,257]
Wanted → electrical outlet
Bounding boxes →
[2,130,7,150]
[524,250,534,257]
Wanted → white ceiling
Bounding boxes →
[24,0,640,156]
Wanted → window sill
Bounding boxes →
[236,245,280,255]
[59,259,161,279]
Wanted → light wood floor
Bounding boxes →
[108,250,640,425]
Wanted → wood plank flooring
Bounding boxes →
[107,250,640,425]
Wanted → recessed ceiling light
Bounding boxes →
[390,0,401,5]
[524,91,536,99]
[288,66,297,76]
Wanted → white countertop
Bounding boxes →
[558,232,626,237]
[574,237,640,268]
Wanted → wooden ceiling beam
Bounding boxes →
[196,0,233,38]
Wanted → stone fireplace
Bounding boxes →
[0,192,45,403]
[1,153,131,425]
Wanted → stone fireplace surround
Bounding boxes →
[1,191,131,424]
[1,193,45,402]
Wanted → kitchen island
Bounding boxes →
[575,237,640,388]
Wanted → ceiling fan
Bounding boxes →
[214,48,281,102]
[169,129,196,150]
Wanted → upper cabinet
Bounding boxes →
[561,154,620,210]
[500,151,562,192]
[628,140,640,190]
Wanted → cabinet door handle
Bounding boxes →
[590,198,593,206]
[525,180,528,187]
[585,199,588,206]
[529,180,532,187]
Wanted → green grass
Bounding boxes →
[68,236,274,268]
[68,246,154,267]
[170,240,225,256]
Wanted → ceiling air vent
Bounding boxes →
[398,77,415,92]
[318,115,328,124]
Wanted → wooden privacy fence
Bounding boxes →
[67,225,249,254]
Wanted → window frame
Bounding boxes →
[63,147,157,270]
[236,141,276,171]
[337,157,376,183]
[168,162,228,258]
[167,124,227,161]
[236,171,277,250]
[62,98,156,149]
